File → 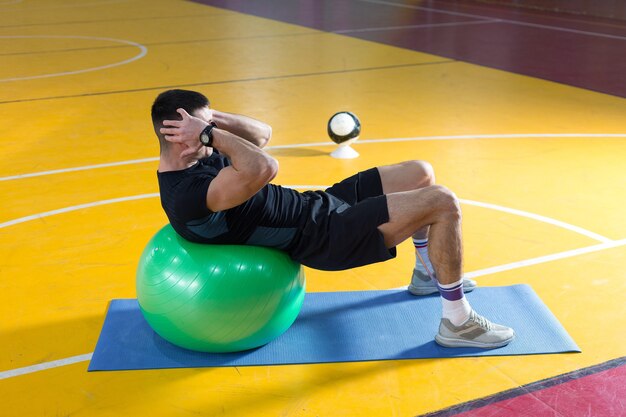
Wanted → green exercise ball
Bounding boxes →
[136,225,306,353]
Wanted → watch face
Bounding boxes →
[200,132,209,145]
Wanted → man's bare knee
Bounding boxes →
[410,160,435,188]
[427,185,461,219]
[399,160,435,188]
[379,185,460,247]
[416,160,435,184]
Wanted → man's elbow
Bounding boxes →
[259,156,278,182]
[242,156,278,186]
[256,125,272,148]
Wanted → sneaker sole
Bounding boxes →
[407,284,476,296]
[434,333,514,349]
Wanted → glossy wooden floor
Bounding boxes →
[1,1,625,416]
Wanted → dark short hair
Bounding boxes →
[151,89,210,150]
[151,89,210,126]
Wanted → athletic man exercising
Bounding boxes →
[152,89,514,349]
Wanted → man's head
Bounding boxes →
[151,89,210,152]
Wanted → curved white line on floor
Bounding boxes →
[0,190,622,379]
[464,237,626,278]
[459,199,612,243]
[3,237,625,380]
[0,187,325,229]
[0,157,159,182]
[0,188,611,245]
[391,237,626,289]
[0,35,147,82]
[0,194,159,229]
[2,133,625,182]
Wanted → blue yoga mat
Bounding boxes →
[88,285,579,371]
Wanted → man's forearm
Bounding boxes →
[212,110,272,148]
[212,129,277,181]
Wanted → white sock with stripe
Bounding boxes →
[413,238,436,280]
[438,279,471,326]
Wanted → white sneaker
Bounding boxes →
[435,310,515,348]
[408,269,477,296]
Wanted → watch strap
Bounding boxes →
[200,122,217,147]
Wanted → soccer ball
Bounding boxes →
[327,111,361,144]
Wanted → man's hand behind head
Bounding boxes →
[160,108,208,157]
[160,108,208,142]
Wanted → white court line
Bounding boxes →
[4,187,609,241]
[0,354,92,380]
[460,199,612,243]
[0,190,611,242]
[334,20,500,34]
[360,0,492,20]
[267,133,626,151]
[0,35,147,82]
[465,238,626,278]
[358,0,626,41]
[0,191,621,379]
[0,194,159,229]
[0,187,323,229]
[0,157,159,182]
[3,238,626,380]
[391,237,626,289]
[504,20,626,41]
[2,133,625,182]
[0,129,621,378]
[0,0,621,386]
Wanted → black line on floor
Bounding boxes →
[0,12,226,29]
[417,356,626,417]
[0,31,319,57]
[0,60,455,105]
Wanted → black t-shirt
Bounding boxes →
[157,152,308,250]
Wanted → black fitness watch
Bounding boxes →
[199,122,218,147]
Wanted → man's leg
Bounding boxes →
[377,185,514,348]
[376,161,476,295]
[377,160,435,194]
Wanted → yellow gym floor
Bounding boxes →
[1,0,625,415]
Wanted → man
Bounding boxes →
[152,89,514,349]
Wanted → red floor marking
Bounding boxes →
[453,363,626,417]
[194,0,626,97]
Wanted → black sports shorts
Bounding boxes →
[288,167,396,271]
